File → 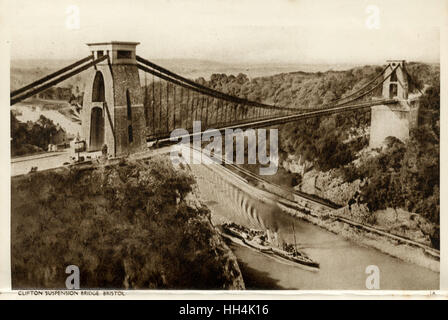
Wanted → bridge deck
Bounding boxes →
[152,98,397,142]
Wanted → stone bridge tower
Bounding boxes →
[369,60,420,148]
[81,41,146,157]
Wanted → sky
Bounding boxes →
[2,0,446,65]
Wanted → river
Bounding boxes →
[12,103,81,136]
[190,163,439,290]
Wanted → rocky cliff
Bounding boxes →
[281,153,437,248]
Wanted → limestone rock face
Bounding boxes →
[281,154,313,176]
[282,155,360,206]
[281,152,436,248]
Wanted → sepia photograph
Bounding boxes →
[2,0,445,295]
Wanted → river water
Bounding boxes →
[12,103,81,136]
[190,163,439,290]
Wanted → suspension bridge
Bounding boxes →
[10,41,421,157]
[10,41,438,260]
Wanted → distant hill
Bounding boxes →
[10,57,361,93]
[143,58,361,80]
[10,61,85,93]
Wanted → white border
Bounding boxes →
[0,0,447,299]
[439,14,448,292]
[0,290,447,300]
[0,0,12,293]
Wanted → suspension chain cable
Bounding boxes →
[137,56,296,112]
[326,64,390,105]
[334,65,399,106]
[138,56,392,116]
[403,68,424,95]
[11,55,108,106]
[11,55,94,98]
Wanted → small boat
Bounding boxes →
[270,246,320,269]
[267,221,319,268]
[221,223,248,241]
[221,223,271,253]
[220,231,247,247]
[220,222,319,269]
[244,236,272,253]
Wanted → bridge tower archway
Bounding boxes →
[92,71,105,103]
[89,107,105,151]
[87,71,106,151]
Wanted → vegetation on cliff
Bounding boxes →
[11,156,244,289]
[197,62,430,108]
[10,112,65,156]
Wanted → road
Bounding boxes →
[11,151,73,176]
[11,145,172,177]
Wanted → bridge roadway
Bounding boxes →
[10,145,172,177]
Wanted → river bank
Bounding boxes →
[278,202,439,273]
